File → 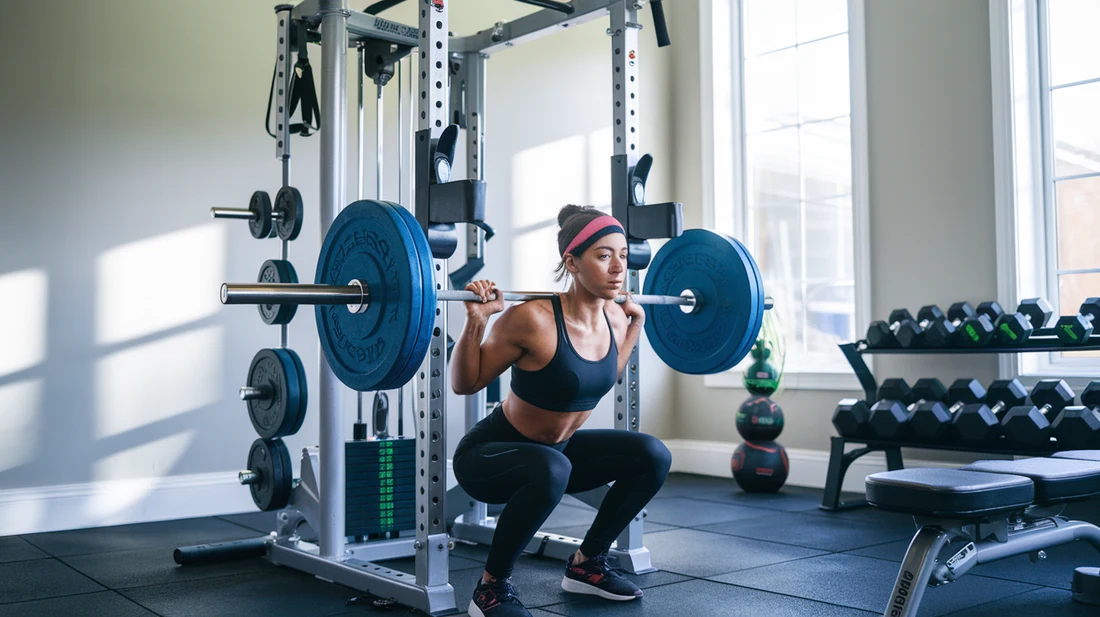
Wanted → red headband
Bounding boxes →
[563,215,625,256]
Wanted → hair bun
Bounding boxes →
[557,204,593,227]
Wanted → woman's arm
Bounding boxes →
[450,304,527,395]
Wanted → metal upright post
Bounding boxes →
[415,0,452,592]
[275,4,294,348]
[318,0,349,560]
[462,51,489,527]
[608,0,651,572]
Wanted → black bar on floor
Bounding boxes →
[173,537,268,565]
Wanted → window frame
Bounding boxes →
[990,0,1100,389]
[701,0,871,390]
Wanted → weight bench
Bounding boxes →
[865,451,1100,616]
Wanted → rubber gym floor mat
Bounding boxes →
[21,517,258,557]
[61,544,278,590]
[119,569,369,617]
[540,578,878,617]
[662,480,828,513]
[218,510,281,534]
[0,535,48,564]
[0,558,104,604]
[695,510,917,552]
[638,527,826,578]
[0,591,155,617]
[709,553,1039,615]
[842,538,910,561]
[540,521,678,538]
[939,587,1099,616]
[642,496,777,527]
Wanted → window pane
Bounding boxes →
[744,49,799,133]
[1051,82,1100,178]
[1047,0,1100,86]
[801,119,851,201]
[1057,272,1100,359]
[763,281,804,353]
[751,202,802,281]
[744,0,796,57]
[1055,175,1100,271]
[746,127,801,203]
[805,281,856,353]
[797,0,847,43]
[805,199,853,282]
[798,35,850,123]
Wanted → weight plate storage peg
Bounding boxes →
[243,348,307,439]
[642,228,765,373]
[241,438,293,512]
[273,186,305,241]
[257,260,299,325]
[315,201,431,392]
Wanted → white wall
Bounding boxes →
[669,0,1002,470]
[0,0,675,534]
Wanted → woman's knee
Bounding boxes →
[640,434,672,477]
[536,449,573,495]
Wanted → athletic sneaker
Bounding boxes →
[561,552,643,601]
[468,576,531,617]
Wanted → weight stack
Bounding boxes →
[345,438,417,536]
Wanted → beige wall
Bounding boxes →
[670,0,1002,461]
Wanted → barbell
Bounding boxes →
[220,200,768,392]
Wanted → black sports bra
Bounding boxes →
[509,296,618,412]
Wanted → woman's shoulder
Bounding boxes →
[496,297,556,331]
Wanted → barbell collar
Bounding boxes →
[239,386,271,401]
[238,470,260,485]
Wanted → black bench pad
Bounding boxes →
[961,458,1100,505]
[1052,450,1100,462]
[866,468,1034,518]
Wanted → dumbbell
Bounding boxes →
[866,309,915,349]
[957,301,1004,347]
[869,378,948,441]
[951,378,1028,444]
[832,399,871,439]
[1052,381,1100,449]
[909,378,987,442]
[924,302,977,347]
[895,305,946,348]
[1001,379,1075,446]
[993,298,1054,346]
[1054,298,1100,345]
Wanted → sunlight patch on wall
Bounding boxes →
[0,269,48,377]
[96,224,226,345]
[87,430,196,519]
[0,379,43,472]
[95,326,223,439]
[511,135,588,228]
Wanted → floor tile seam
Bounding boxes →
[681,522,868,552]
[0,556,54,565]
[38,535,267,560]
[51,555,111,592]
[697,551,845,579]
[937,586,1053,616]
[214,515,275,535]
[0,588,119,608]
[112,569,270,593]
[702,578,881,614]
[664,493,823,512]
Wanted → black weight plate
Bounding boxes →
[257,259,299,325]
[283,347,309,437]
[245,348,303,439]
[315,201,429,392]
[274,186,305,241]
[247,438,292,511]
[643,229,764,373]
[248,191,274,239]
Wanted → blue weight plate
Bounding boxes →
[281,347,309,437]
[315,201,424,392]
[642,229,764,374]
[384,202,437,391]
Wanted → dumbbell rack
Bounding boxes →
[821,338,1100,511]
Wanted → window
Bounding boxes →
[702,0,869,387]
[992,0,1100,381]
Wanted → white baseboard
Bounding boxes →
[2,472,256,536]
[665,439,959,494]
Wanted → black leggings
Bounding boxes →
[453,406,672,579]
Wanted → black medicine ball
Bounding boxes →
[735,396,784,441]
[730,441,789,493]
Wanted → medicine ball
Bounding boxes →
[735,396,784,441]
[743,357,780,395]
[730,441,789,493]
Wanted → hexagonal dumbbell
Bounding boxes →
[1052,380,1100,449]
[832,399,871,439]
[866,309,915,349]
[869,378,947,441]
[1002,379,1075,447]
[957,301,1004,347]
[951,378,1028,444]
[1054,298,1100,345]
[993,298,1054,346]
[896,305,946,348]
[910,378,987,442]
[924,302,977,348]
